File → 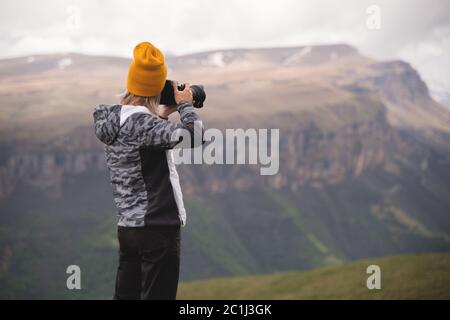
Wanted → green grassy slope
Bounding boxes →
[178,253,450,299]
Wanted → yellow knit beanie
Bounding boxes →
[126,41,167,97]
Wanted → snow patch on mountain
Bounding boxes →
[284,46,312,64]
[206,52,225,67]
[57,57,73,70]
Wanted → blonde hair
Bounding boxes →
[120,91,160,114]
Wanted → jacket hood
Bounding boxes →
[93,104,122,145]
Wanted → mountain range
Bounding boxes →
[0,44,449,298]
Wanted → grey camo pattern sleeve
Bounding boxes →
[93,104,121,145]
[134,102,203,149]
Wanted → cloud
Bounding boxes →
[0,0,449,96]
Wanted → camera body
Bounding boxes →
[160,80,206,108]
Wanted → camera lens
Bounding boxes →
[190,85,206,108]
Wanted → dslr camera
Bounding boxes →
[160,80,206,108]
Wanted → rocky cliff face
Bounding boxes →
[365,61,430,104]
[179,99,398,196]
[0,92,398,200]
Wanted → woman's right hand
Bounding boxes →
[173,82,193,105]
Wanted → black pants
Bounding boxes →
[114,226,180,300]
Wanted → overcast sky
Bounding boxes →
[1,0,449,97]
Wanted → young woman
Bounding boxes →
[93,41,202,299]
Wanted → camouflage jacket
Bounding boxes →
[93,102,201,227]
